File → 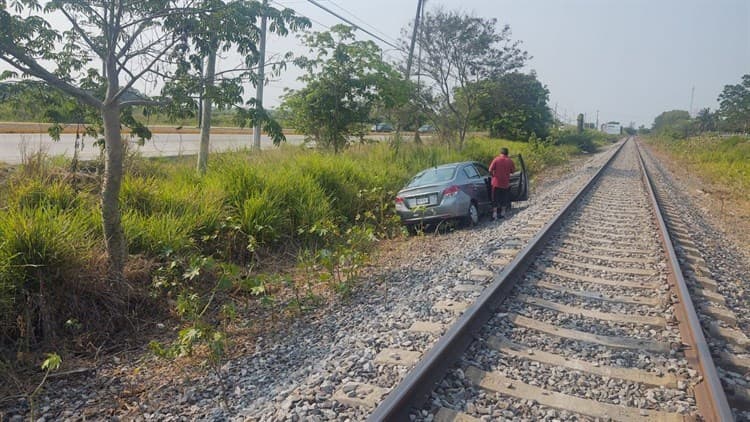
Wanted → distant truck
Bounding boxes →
[602,122,621,135]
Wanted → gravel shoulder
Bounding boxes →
[641,141,750,330]
[0,142,652,421]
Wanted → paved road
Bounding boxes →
[0,131,314,165]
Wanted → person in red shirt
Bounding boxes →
[488,147,516,220]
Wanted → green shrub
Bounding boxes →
[262,168,333,240]
[0,207,94,278]
[121,176,160,215]
[297,153,368,218]
[553,128,597,153]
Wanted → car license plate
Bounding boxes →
[416,196,429,205]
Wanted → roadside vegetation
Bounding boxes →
[0,133,593,365]
[643,73,749,250]
[646,135,749,196]
[644,73,749,194]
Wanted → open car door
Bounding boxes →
[509,154,529,202]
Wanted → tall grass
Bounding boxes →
[647,135,750,194]
[0,206,96,339]
[0,135,595,348]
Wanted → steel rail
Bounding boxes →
[634,140,734,421]
[368,139,628,421]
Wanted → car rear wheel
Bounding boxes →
[465,202,479,227]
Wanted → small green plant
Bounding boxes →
[28,352,61,421]
[149,257,235,369]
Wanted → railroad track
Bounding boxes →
[363,139,744,421]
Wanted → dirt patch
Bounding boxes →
[642,142,750,251]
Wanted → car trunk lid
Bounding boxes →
[397,185,445,209]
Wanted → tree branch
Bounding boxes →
[116,21,149,60]
[120,98,170,107]
[0,48,102,108]
[114,37,179,102]
[58,6,104,58]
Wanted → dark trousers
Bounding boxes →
[492,187,510,209]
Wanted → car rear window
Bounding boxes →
[407,166,456,187]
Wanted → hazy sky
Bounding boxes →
[258,0,749,127]
[3,0,748,128]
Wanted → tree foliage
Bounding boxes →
[652,110,691,138]
[409,8,528,147]
[281,25,411,153]
[695,107,717,133]
[1,0,208,280]
[717,74,750,133]
[163,0,309,173]
[472,71,552,140]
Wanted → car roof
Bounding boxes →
[428,161,480,170]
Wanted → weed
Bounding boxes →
[27,352,61,421]
[149,256,236,373]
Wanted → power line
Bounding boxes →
[322,0,400,45]
[304,0,400,50]
[270,0,331,30]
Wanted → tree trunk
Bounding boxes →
[459,118,468,149]
[197,96,203,128]
[197,48,216,174]
[101,103,126,281]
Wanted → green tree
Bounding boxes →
[0,0,204,281]
[408,8,528,147]
[472,71,552,140]
[164,0,309,174]
[281,25,411,153]
[695,107,717,133]
[652,110,692,138]
[717,74,750,133]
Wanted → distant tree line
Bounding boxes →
[650,74,750,138]
[278,8,552,151]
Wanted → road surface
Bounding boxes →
[0,131,314,165]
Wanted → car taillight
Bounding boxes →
[443,185,460,197]
[395,196,404,204]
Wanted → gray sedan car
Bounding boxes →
[395,158,527,233]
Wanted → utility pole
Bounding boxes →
[253,0,268,150]
[405,0,424,78]
[595,110,599,131]
[553,103,558,126]
[689,85,695,117]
